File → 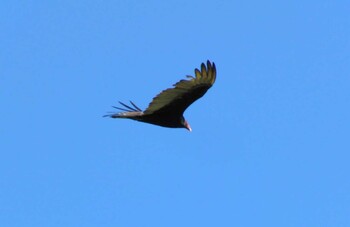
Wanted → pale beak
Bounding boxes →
[184,121,192,132]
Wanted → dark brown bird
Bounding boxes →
[104,60,216,131]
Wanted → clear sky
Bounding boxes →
[1,0,349,226]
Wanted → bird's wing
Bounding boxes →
[103,101,143,118]
[144,60,216,115]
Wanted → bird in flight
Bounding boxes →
[104,60,216,131]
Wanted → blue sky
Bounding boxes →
[1,0,349,226]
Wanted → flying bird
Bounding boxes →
[104,60,216,131]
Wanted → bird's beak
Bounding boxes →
[184,121,192,132]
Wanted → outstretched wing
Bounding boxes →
[144,60,216,115]
[103,101,144,118]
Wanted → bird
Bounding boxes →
[104,60,216,131]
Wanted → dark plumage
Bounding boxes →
[104,60,216,131]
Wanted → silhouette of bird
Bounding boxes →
[104,60,216,131]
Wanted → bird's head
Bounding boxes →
[181,117,192,132]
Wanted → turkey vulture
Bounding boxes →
[104,60,216,131]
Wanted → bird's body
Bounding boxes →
[104,60,216,131]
